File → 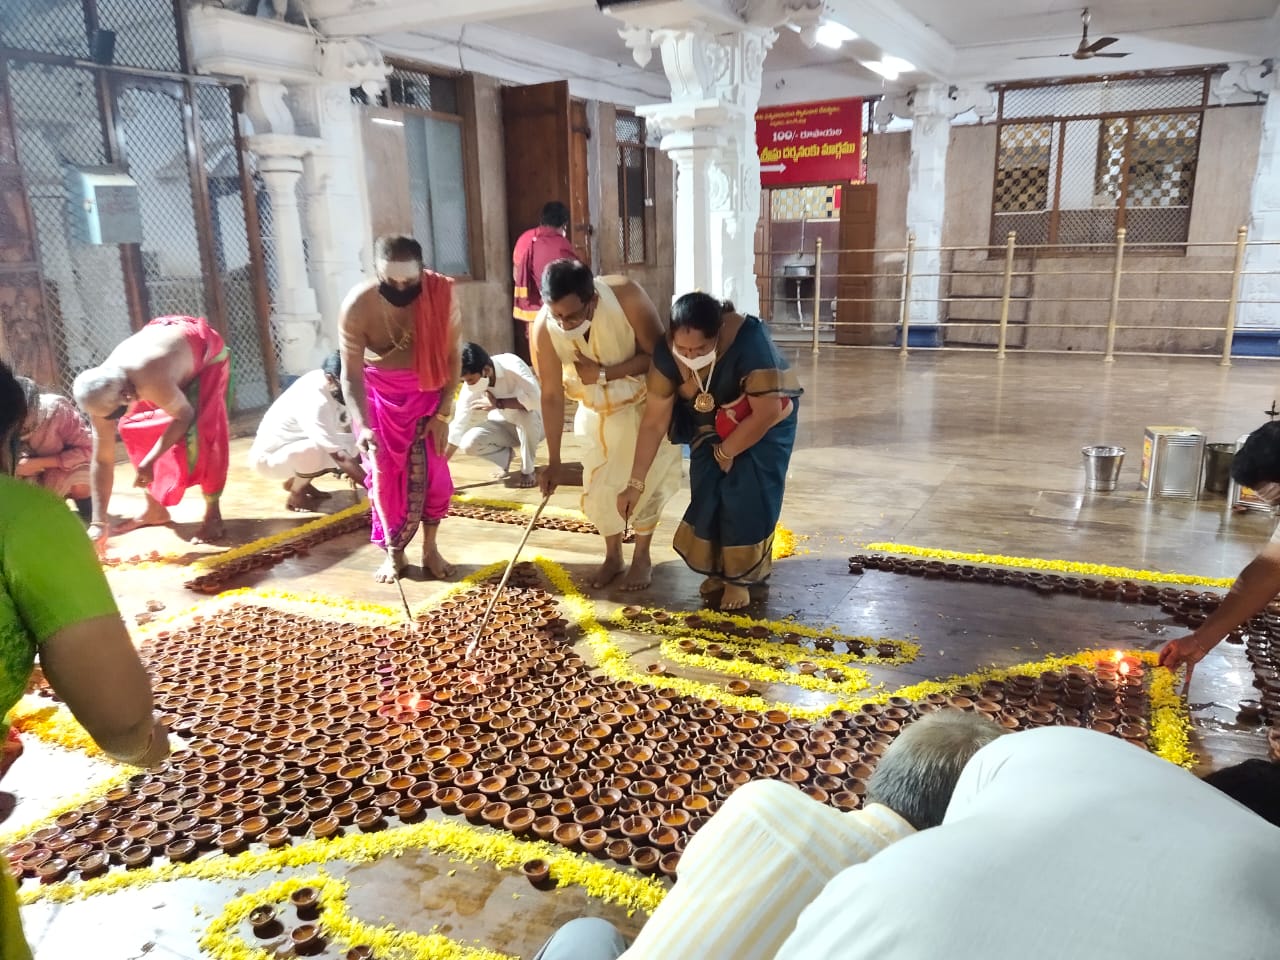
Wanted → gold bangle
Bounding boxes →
[434,410,452,422]
[714,444,733,464]
[626,478,646,493]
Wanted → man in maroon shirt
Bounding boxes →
[512,201,580,365]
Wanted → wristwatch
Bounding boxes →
[597,368,608,387]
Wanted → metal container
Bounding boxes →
[1139,426,1206,500]
[1203,442,1238,496]
[1081,446,1125,492]
[1228,432,1278,513]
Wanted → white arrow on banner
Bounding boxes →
[760,163,787,173]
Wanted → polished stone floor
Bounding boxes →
[7,349,1279,959]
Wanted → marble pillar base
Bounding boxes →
[895,325,945,348]
[1231,328,1280,356]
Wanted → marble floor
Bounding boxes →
[6,349,1279,959]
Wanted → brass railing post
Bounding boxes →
[1221,224,1249,368]
[997,231,1017,360]
[899,232,916,357]
[812,236,824,356]
[1104,226,1127,363]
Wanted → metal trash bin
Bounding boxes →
[1203,442,1238,496]
[1140,426,1206,500]
[1082,446,1125,491]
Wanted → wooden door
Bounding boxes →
[501,81,590,265]
[754,189,771,321]
[836,183,877,346]
[568,100,592,264]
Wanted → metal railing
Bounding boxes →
[758,226,1275,364]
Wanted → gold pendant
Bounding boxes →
[693,392,715,414]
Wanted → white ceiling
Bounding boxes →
[342,0,1280,106]
[898,0,1279,48]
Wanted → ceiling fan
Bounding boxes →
[1018,8,1131,61]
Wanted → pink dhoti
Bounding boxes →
[362,365,453,551]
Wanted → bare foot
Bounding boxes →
[112,500,170,535]
[285,489,320,512]
[620,556,652,592]
[591,555,626,589]
[719,583,751,610]
[192,517,226,544]
[505,472,537,489]
[374,550,407,584]
[700,577,724,596]
[421,548,455,580]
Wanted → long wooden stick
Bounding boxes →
[361,475,414,626]
[465,492,551,658]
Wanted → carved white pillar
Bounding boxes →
[249,134,322,374]
[663,130,724,299]
[904,83,950,341]
[293,39,389,352]
[632,24,775,312]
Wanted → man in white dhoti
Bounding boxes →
[536,259,682,590]
[447,342,543,489]
[248,352,364,510]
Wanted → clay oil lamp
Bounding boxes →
[121,844,153,870]
[249,904,282,939]
[502,806,535,837]
[454,792,487,825]
[455,770,484,792]
[435,787,463,815]
[291,923,325,957]
[620,815,653,841]
[261,824,291,849]
[165,838,198,864]
[553,822,583,850]
[481,801,511,829]
[350,785,377,806]
[290,885,322,921]
[531,815,559,841]
[313,815,343,841]
[574,804,604,829]
[630,846,660,875]
[75,852,109,881]
[521,858,554,890]
[146,830,176,855]
[36,857,71,885]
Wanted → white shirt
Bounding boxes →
[777,727,1280,960]
[250,369,356,459]
[449,354,542,473]
[620,780,913,960]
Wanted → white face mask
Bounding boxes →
[472,377,490,392]
[551,317,592,340]
[679,349,716,372]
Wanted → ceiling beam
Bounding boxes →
[818,0,957,81]
[313,0,585,38]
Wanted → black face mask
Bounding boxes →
[105,404,128,421]
[379,282,422,308]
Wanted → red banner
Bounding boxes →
[755,98,864,187]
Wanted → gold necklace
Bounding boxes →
[380,301,414,352]
[690,355,718,413]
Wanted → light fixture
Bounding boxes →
[862,56,915,81]
[371,117,405,127]
[814,20,858,49]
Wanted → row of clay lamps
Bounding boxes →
[848,553,1262,725]
[620,607,904,663]
[9,565,1153,889]
[848,554,1226,612]
[448,503,637,544]
[184,510,370,593]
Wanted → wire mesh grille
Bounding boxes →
[116,84,206,322]
[195,84,271,411]
[1000,75,1206,120]
[8,62,132,393]
[993,95,1201,247]
[0,0,87,59]
[95,0,183,73]
[354,68,459,115]
[616,113,646,265]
